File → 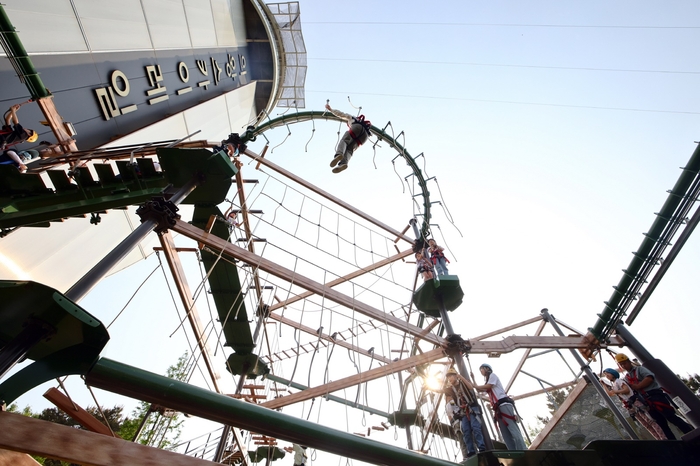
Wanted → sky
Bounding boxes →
[5,0,700,463]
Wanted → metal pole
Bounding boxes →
[408,218,494,450]
[540,309,638,439]
[615,323,700,428]
[85,358,458,466]
[65,179,198,302]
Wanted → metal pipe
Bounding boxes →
[85,358,457,466]
[0,6,51,99]
[615,323,700,427]
[65,179,198,302]
[541,309,638,439]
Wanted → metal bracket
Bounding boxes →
[136,196,181,233]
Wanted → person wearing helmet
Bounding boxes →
[467,364,527,450]
[1,104,38,149]
[444,367,486,459]
[616,353,693,439]
[601,368,666,440]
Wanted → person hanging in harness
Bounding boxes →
[467,364,527,450]
[616,353,693,440]
[324,102,371,174]
[1,104,38,150]
[443,368,486,459]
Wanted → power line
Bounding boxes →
[304,21,700,30]
[309,57,700,76]
[307,90,700,115]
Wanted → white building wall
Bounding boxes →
[2,0,247,53]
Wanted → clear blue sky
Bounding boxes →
[7,1,700,460]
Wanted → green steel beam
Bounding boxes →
[590,142,700,340]
[85,358,456,466]
[0,5,51,99]
[264,373,390,418]
[0,188,165,229]
[241,111,432,240]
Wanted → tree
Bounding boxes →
[6,352,192,462]
[678,373,700,396]
[119,352,190,449]
[527,387,572,439]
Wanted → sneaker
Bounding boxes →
[332,162,348,174]
[330,154,343,168]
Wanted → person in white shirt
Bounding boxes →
[467,364,527,450]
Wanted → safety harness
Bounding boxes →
[429,247,450,265]
[487,388,518,426]
[348,115,371,146]
[625,368,674,412]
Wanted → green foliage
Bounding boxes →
[6,352,191,462]
[678,373,700,396]
[123,352,190,450]
[527,387,573,439]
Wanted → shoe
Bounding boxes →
[332,162,348,174]
[330,154,343,167]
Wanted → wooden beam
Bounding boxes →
[505,319,547,392]
[35,97,79,153]
[267,311,394,365]
[158,230,221,392]
[243,148,413,244]
[0,448,40,465]
[261,348,445,410]
[43,387,118,437]
[269,248,413,312]
[511,380,578,401]
[0,411,222,466]
[529,378,588,449]
[172,220,445,347]
[471,316,543,341]
[467,335,624,354]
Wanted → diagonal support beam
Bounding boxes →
[269,248,413,312]
[158,230,221,392]
[261,347,445,410]
[243,149,413,244]
[267,311,393,365]
[0,411,219,466]
[172,219,445,347]
[505,319,547,392]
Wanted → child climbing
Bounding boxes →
[324,101,371,174]
[428,239,450,275]
[415,252,434,281]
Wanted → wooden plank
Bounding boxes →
[0,411,222,466]
[505,319,547,392]
[261,347,445,410]
[266,311,393,365]
[529,378,588,449]
[243,148,413,244]
[43,387,118,437]
[468,335,623,354]
[0,448,40,465]
[268,249,413,312]
[173,220,444,347]
[511,380,578,401]
[471,316,543,341]
[174,220,443,347]
[159,231,221,392]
